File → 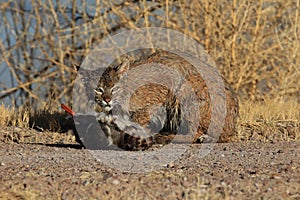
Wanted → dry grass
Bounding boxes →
[0,0,299,107]
[0,103,64,131]
[1,98,299,144]
[0,103,76,145]
[240,98,300,122]
[0,0,299,144]
[237,98,300,142]
[0,103,29,128]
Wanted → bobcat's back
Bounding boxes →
[95,50,238,145]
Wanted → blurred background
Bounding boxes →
[0,0,299,109]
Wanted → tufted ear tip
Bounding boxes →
[116,57,130,79]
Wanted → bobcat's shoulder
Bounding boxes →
[79,50,238,150]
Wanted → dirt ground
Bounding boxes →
[0,127,300,200]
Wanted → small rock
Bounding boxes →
[277,149,283,153]
[270,173,281,179]
[0,162,4,166]
[167,162,175,168]
[112,179,120,185]
[270,162,276,166]
[83,180,90,186]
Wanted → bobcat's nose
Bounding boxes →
[103,97,111,104]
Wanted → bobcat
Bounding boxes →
[77,50,238,150]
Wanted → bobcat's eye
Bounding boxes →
[110,86,118,94]
[94,87,104,94]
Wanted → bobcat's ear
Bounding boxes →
[116,56,130,79]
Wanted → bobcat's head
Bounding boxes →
[94,58,130,113]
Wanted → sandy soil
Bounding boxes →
[0,127,299,200]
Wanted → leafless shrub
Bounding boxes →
[0,0,299,108]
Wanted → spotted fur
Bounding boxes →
[75,50,238,150]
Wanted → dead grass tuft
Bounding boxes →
[0,103,76,145]
[28,102,70,133]
[237,98,300,142]
[0,104,11,127]
[0,103,69,132]
[0,103,29,128]
[1,98,300,145]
